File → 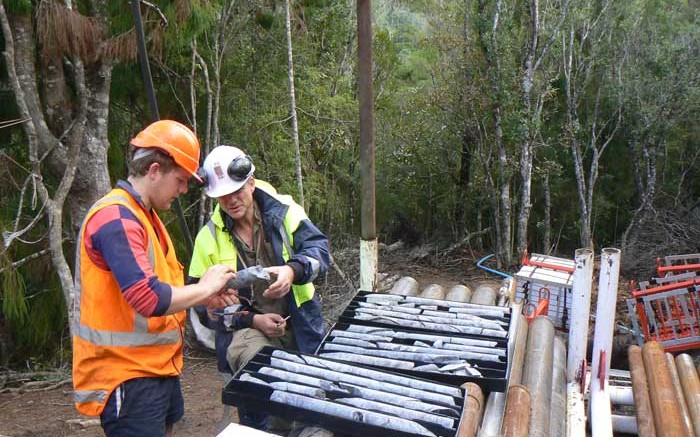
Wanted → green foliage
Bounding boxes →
[254,10,275,30]
[2,0,698,367]
[1,254,29,324]
[3,0,31,15]
[162,1,218,51]
[106,0,136,34]
[8,273,67,367]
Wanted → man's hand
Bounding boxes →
[262,265,295,299]
[199,264,236,297]
[252,313,288,338]
[205,291,239,309]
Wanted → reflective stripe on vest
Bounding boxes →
[72,188,185,416]
[73,192,176,348]
[74,389,108,405]
[204,204,315,307]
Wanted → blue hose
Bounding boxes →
[476,254,512,278]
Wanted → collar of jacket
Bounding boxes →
[211,187,290,233]
[116,179,148,210]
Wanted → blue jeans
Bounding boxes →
[100,376,184,437]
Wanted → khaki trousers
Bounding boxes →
[226,327,297,433]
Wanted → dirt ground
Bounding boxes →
[1,245,490,437]
[0,353,229,437]
[0,246,648,437]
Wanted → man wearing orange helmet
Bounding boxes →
[72,120,238,437]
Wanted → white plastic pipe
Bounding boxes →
[608,385,635,406]
[567,248,594,382]
[591,385,614,437]
[611,415,639,434]
[589,248,622,437]
[567,382,587,437]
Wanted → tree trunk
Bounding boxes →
[477,0,512,268]
[496,106,512,267]
[543,172,552,254]
[286,0,305,208]
[516,0,538,257]
[621,141,657,250]
[1,3,112,319]
[456,129,473,238]
[192,43,214,231]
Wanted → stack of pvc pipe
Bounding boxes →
[390,277,500,307]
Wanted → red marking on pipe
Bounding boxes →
[598,350,607,390]
[657,263,700,275]
[632,277,700,298]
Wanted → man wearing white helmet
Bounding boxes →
[188,145,330,430]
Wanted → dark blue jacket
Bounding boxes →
[189,184,329,373]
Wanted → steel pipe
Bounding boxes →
[522,316,555,437]
[666,352,697,437]
[550,336,567,437]
[568,248,594,383]
[676,353,700,437]
[642,341,687,437]
[456,382,484,437]
[477,392,506,437]
[508,311,529,387]
[628,345,656,437]
[501,385,531,437]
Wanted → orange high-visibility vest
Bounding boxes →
[72,187,186,416]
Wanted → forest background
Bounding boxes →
[0,0,698,369]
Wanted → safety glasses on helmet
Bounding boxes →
[196,154,254,189]
[228,155,254,181]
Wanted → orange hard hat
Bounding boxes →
[130,120,202,182]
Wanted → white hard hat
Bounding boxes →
[199,145,256,198]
